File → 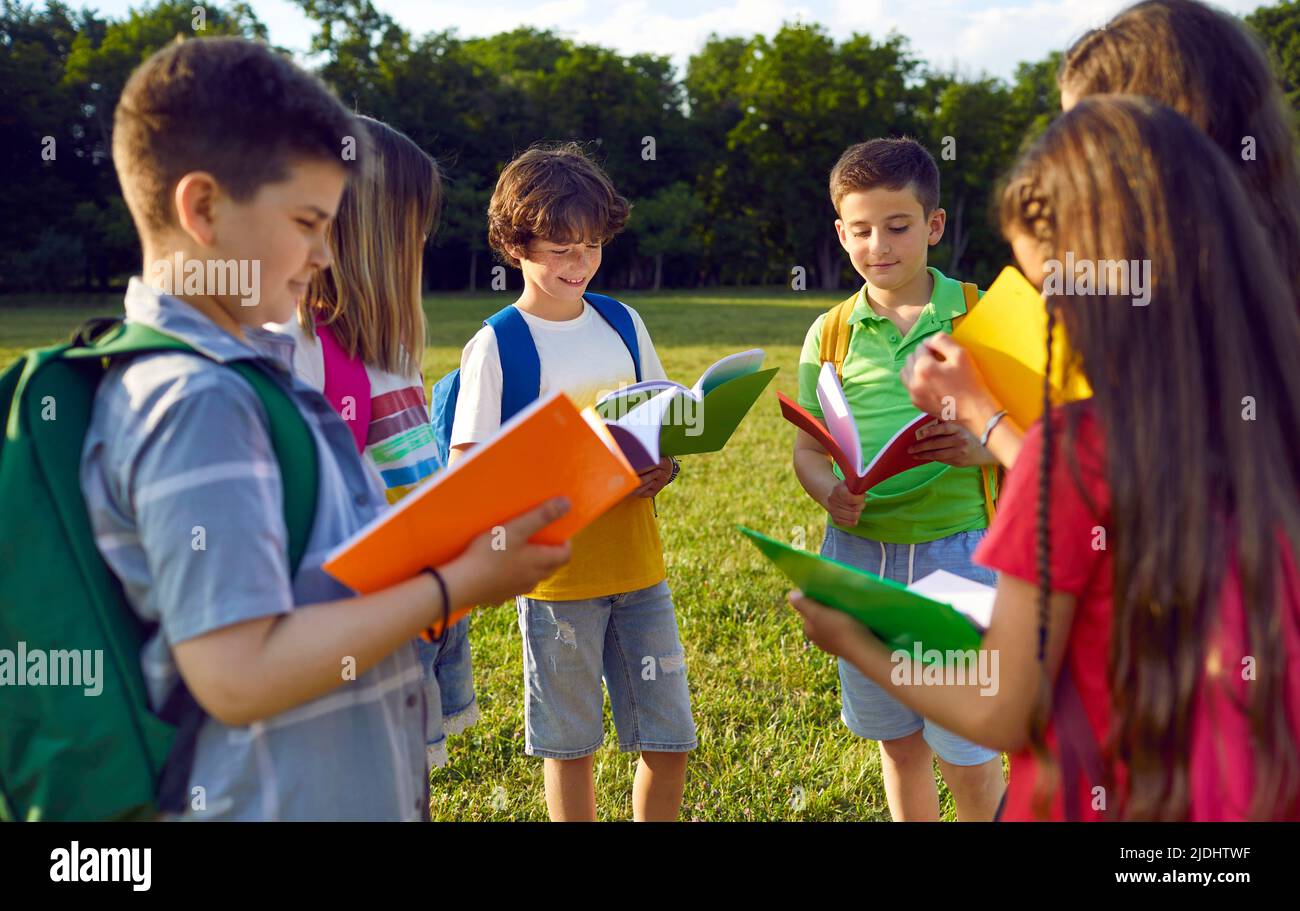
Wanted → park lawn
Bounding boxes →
[0,288,971,821]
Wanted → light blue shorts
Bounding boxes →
[414,616,478,768]
[821,525,1000,767]
[516,579,697,759]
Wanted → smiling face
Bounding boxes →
[834,185,945,292]
[516,235,603,305]
[185,156,347,326]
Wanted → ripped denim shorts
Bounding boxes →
[515,580,697,759]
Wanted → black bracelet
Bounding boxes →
[420,567,451,644]
[666,456,680,485]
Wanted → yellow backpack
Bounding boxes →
[818,281,1002,521]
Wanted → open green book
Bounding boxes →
[739,526,994,659]
[595,349,778,459]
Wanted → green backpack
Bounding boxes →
[0,317,317,821]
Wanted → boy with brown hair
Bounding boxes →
[791,137,1006,821]
[450,142,696,821]
[80,37,568,820]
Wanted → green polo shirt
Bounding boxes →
[797,266,987,544]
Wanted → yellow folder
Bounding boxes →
[952,265,1092,428]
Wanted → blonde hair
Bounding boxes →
[299,116,441,376]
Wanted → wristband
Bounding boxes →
[666,456,680,485]
[979,409,1008,447]
[420,567,451,644]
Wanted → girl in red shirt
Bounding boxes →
[790,95,1300,821]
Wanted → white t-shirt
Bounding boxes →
[450,300,667,446]
[450,299,670,601]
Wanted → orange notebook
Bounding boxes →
[322,391,641,628]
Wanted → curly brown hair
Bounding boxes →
[487,142,629,268]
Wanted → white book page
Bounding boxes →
[607,386,681,459]
[907,570,996,630]
[815,361,864,475]
[693,348,766,397]
[595,378,685,409]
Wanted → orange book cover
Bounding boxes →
[322,391,641,609]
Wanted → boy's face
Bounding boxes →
[834,186,944,292]
[518,236,603,304]
[169,156,346,326]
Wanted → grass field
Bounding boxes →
[1,289,971,821]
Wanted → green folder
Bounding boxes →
[596,367,779,457]
[738,526,984,659]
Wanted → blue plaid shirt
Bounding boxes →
[80,279,428,821]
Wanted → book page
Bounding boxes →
[594,379,684,417]
[814,361,864,475]
[907,570,996,630]
[605,386,680,467]
[693,348,766,398]
[860,413,932,489]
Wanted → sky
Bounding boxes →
[69,0,1268,81]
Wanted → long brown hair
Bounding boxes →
[299,115,441,376]
[1059,0,1300,292]
[1000,96,1300,820]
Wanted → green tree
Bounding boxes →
[626,182,704,290]
[1246,0,1300,115]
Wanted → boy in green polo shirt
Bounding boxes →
[792,137,1006,821]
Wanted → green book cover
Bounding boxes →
[595,360,778,457]
[738,526,984,659]
[660,367,778,455]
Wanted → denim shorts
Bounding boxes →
[820,525,1000,767]
[516,579,697,759]
[414,616,478,768]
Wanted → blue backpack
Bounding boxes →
[430,293,642,468]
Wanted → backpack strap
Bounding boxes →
[71,318,320,814]
[225,360,318,573]
[583,292,643,382]
[484,294,644,424]
[484,306,540,425]
[315,321,372,456]
[77,320,317,572]
[950,281,980,330]
[819,293,859,381]
[949,282,1003,522]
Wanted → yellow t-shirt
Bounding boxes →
[448,301,667,601]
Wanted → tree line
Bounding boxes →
[2,0,1296,293]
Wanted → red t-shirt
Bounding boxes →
[974,404,1300,821]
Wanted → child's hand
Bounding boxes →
[444,497,572,607]
[900,334,997,429]
[824,480,867,527]
[908,420,996,467]
[788,589,870,659]
[632,456,673,498]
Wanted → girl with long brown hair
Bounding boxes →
[902,0,1300,471]
[791,95,1300,821]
